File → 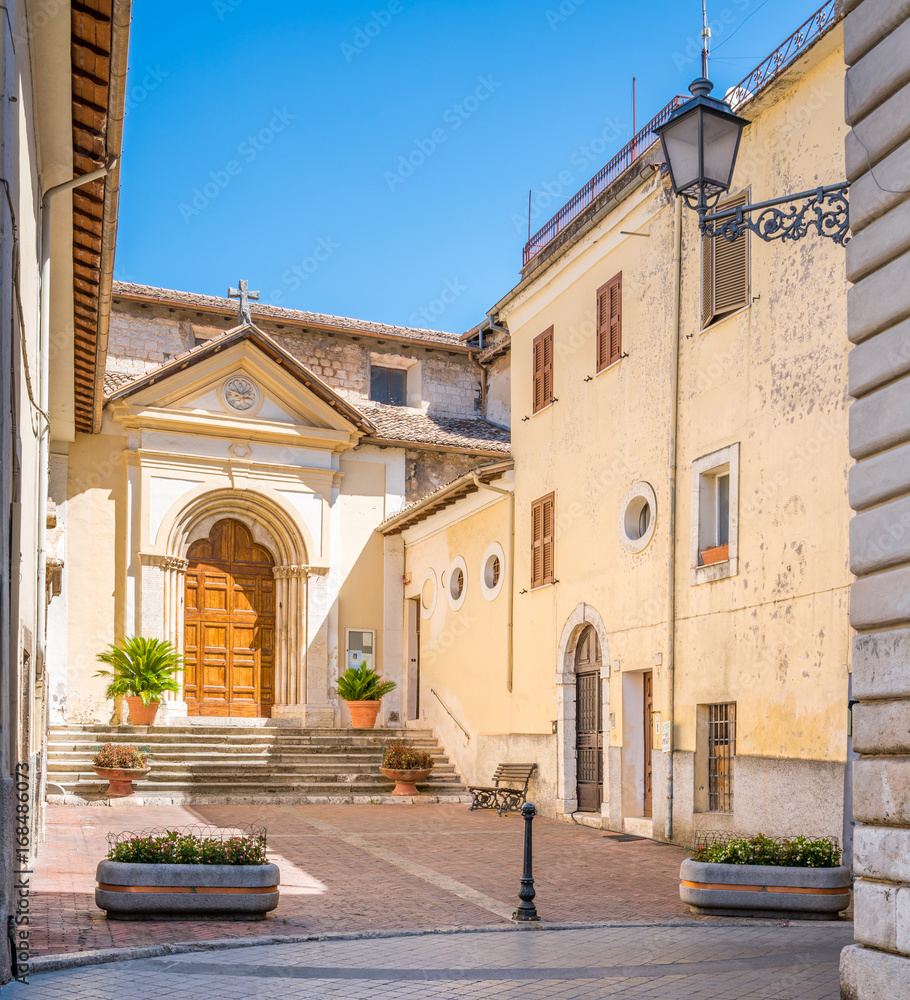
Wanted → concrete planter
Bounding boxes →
[91,766,150,797]
[95,860,280,920]
[680,859,851,919]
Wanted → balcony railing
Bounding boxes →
[522,96,687,267]
[727,0,839,109]
[522,0,841,269]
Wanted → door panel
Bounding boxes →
[184,519,276,718]
[575,625,604,813]
[643,670,653,817]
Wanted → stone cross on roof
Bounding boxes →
[228,279,259,325]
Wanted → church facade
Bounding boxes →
[48,282,509,728]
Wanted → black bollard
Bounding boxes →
[512,801,540,921]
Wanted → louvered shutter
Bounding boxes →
[542,328,553,404]
[703,194,749,326]
[608,275,622,364]
[532,328,553,412]
[531,499,543,588]
[596,274,622,371]
[542,494,555,584]
[596,287,610,371]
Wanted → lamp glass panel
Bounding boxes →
[660,108,701,193]
[702,111,743,190]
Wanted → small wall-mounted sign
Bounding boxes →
[652,711,662,750]
[661,720,672,753]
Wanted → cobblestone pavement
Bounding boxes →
[34,803,711,956]
[8,923,853,999]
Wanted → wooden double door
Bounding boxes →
[183,519,275,718]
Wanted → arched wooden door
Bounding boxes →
[183,519,275,717]
[575,625,604,812]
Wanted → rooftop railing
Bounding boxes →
[522,0,840,269]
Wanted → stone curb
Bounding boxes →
[28,917,854,976]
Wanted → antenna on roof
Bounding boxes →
[701,0,711,78]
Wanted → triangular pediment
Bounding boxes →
[108,326,373,437]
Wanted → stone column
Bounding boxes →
[137,554,188,724]
[555,671,577,816]
[842,2,910,995]
[271,565,333,727]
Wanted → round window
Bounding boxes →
[480,542,505,601]
[446,556,468,611]
[619,482,657,553]
[420,570,437,618]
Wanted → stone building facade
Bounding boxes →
[48,283,510,729]
[841,0,910,995]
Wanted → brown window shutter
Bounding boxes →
[542,493,555,584]
[703,194,749,327]
[531,498,543,588]
[596,273,622,371]
[532,327,553,413]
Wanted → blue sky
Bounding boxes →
[115,0,826,333]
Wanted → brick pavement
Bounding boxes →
[8,924,855,999]
[31,803,714,957]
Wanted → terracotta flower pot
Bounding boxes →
[700,544,729,566]
[125,697,160,726]
[92,766,151,798]
[380,766,433,796]
[347,700,381,729]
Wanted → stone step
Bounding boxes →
[45,723,464,806]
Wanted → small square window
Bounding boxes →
[371,366,407,406]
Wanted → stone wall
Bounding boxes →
[108,298,482,420]
[404,449,484,503]
[842,0,910,995]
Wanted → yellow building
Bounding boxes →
[383,12,851,845]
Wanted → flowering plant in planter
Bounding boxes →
[107,829,269,865]
[382,742,433,771]
[93,743,148,770]
[690,834,841,868]
[96,825,279,920]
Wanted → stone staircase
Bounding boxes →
[46,724,469,806]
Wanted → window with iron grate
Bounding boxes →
[707,702,736,813]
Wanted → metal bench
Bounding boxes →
[468,763,537,815]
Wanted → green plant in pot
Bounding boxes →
[336,663,395,729]
[380,741,434,796]
[94,636,181,727]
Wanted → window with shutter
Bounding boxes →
[531,493,555,588]
[532,327,554,413]
[702,194,749,328]
[596,273,622,372]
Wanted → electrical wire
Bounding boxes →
[713,0,774,52]
[845,76,910,196]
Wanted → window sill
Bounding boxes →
[531,401,556,416]
[691,556,738,586]
[530,581,557,592]
[596,358,623,377]
[700,303,751,335]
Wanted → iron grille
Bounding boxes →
[707,703,735,813]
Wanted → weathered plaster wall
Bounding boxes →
[408,36,851,833]
[404,449,485,503]
[841,0,910,995]
[400,489,514,791]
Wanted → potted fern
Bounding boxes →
[336,663,395,729]
[380,741,434,795]
[94,636,182,726]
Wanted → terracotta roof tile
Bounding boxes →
[358,401,510,453]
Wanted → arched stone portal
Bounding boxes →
[140,488,333,727]
[556,603,611,820]
[184,519,275,718]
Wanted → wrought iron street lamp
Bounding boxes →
[655,76,850,245]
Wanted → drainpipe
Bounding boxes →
[36,158,118,711]
[470,473,514,692]
[665,194,683,843]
